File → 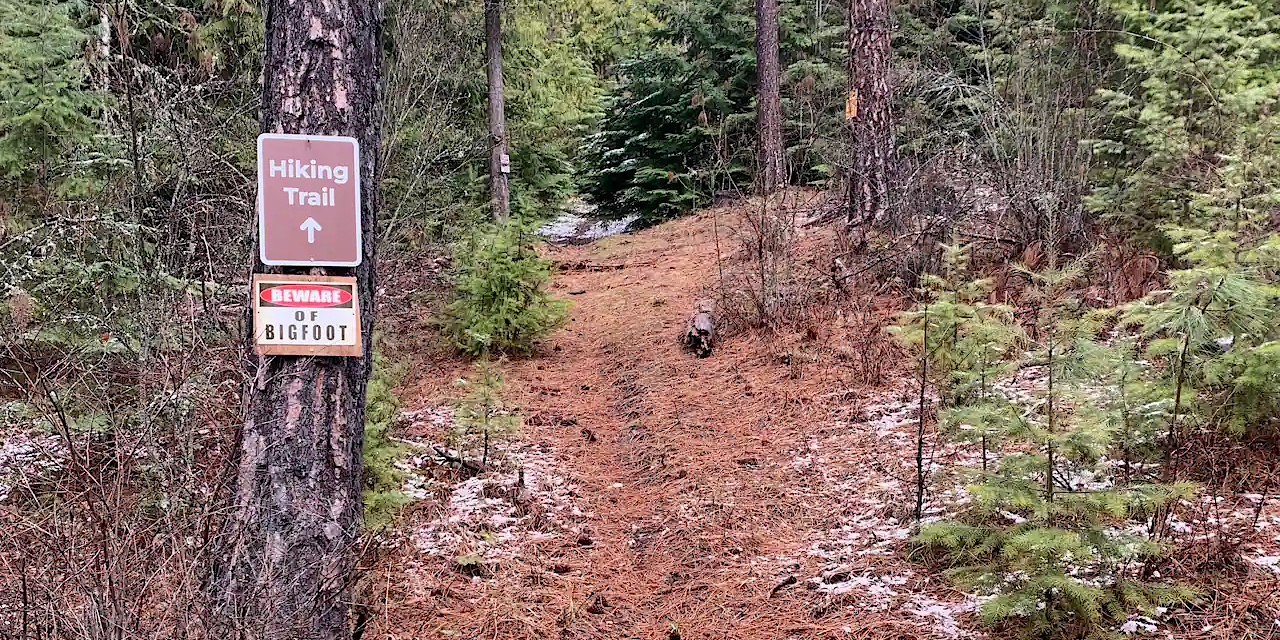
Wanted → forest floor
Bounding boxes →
[365,200,1280,640]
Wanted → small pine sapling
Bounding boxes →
[443,220,569,356]
[941,265,1023,476]
[1119,226,1275,538]
[1076,336,1169,486]
[1019,260,1096,504]
[917,258,1198,638]
[451,361,521,468]
[891,242,1024,519]
[1123,226,1276,440]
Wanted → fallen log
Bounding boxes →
[554,260,650,272]
[680,300,715,357]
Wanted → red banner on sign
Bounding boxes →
[259,284,354,308]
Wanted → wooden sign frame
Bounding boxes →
[252,274,363,357]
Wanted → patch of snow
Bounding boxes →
[1119,615,1159,635]
[537,200,637,244]
[1001,510,1028,524]
[1246,554,1279,575]
[767,384,983,639]
[0,429,66,503]
[992,364,1047,406]
[402,405,453,431]
[409,442,587,563]
[396,452,433,501]
[812,569,910,607]
[906,596,979,639]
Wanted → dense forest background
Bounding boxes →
[2,0,1280,637]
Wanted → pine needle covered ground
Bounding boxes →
[362,201,1280,639]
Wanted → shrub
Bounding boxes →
[362,348,410,531]
[442,220,569,356]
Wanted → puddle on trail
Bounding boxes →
[537,200,637,244]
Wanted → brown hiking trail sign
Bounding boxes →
[257,133,362,266]
[252,274,362,356]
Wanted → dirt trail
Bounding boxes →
[382,210,967,639]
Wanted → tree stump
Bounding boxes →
[681,300,715,357]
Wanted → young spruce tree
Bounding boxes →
[891,243,1023,519]
[444,220,569,356]
[917,258,1197,639]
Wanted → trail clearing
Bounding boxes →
[370,206,984,640]
[369,205,1280,640]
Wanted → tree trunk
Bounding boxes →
[486,0,510,222]
[755,0,784,195]
[915,304,928,521]
[847,0,894,226]
[208,0,381,636]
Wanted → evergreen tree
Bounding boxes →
[0,0,102,182]
[363,351,411,530]
[443,220,570,356]
[381,0,623,243]
[848,0,895,225]
[210,0,383,633]
[503,2,606,218]
[580,50,722,223]
[582,0,849,223]
[755,0,785,193]
[581,0,756,223]
[485,0,510,220]
[916,259,1198,639]
[892,243,1024,517]
[452,360,521,467]
[1121,226,1280,445]
[1076,336,1169,486]
[893,243,1023,407]
[1088,0,1280,246]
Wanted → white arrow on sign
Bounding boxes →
[299,217,322,244]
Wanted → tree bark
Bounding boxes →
[755,0,785,195]
[208,0,381,636]
[486,0,510,222]
[847,0,894,226]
